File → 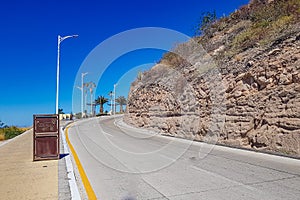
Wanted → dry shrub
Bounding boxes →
[160,51,190,69]
[231,0,299,52]
[0,129,4,141]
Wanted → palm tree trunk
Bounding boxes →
[119,104,123,113]
[100,104,104,114]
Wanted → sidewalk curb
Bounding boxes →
[61,125,81,200]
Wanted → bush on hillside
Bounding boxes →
[0,126,26,140]
[228,0,300,51]
[0,130,4,141]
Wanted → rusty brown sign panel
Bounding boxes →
[35,116,58,133]
[33,114,60,161]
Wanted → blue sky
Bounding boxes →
[0,0,249,126]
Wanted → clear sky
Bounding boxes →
[0,0,249,126]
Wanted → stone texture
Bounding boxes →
[125,11,300,156]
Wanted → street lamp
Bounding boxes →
[109,91,113,115]
[89,82,96,116]
[77,72,88,118]
[55,34,78,114]
[113,83,117,115]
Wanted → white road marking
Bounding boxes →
[160,154,177,162]
[190,165,256,191]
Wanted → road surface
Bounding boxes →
[68,116,300,200]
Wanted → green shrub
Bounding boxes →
[96,113,109,117]
[232,28,259,50]
[3,126,24,140]
[231,0,299,52]
[271,15,293,31]
[194,11,217,36]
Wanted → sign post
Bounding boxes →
[33,114,60,161]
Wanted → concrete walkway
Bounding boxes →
[0,130,58,200]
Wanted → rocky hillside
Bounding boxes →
[124,0,300,156]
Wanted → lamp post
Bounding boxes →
[109,91,113,115]
[80,72,88,118]
[113,83,117,115]
[55,34,78,114]
[89,82,96,116]
[83,82,89,117]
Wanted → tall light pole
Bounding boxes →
[56,34,78,114]
[83,82,89,117]
[89,82,96,116]
[109,91,113,115]
[80,72,88,118]
[113,83,117,115]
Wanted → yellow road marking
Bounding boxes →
[65,124,97,200]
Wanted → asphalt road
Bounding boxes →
[68,116,300,200]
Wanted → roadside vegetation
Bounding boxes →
[159,0,300,66]
[73,95,127,119]
[199,0,300,55]
[95,95,109,114]
[229,0,300,52]
[115,96,127,113]
[0,120,29,141]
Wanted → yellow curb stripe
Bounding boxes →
[65,124,97,200]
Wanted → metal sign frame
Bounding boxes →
[33,114,60,161]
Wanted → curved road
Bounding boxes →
[68,116,300,200]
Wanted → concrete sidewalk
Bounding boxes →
[0,130,58,200]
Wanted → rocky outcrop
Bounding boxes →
[125,1,300,156]
[221,37,300,153]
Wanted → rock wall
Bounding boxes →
[125,8,300,156]
[221,33,300,154]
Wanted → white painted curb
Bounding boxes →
[61,127,81,200]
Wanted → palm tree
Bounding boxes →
[95,96,108,114]
[58,108,65,114]
[115,96,127,113]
